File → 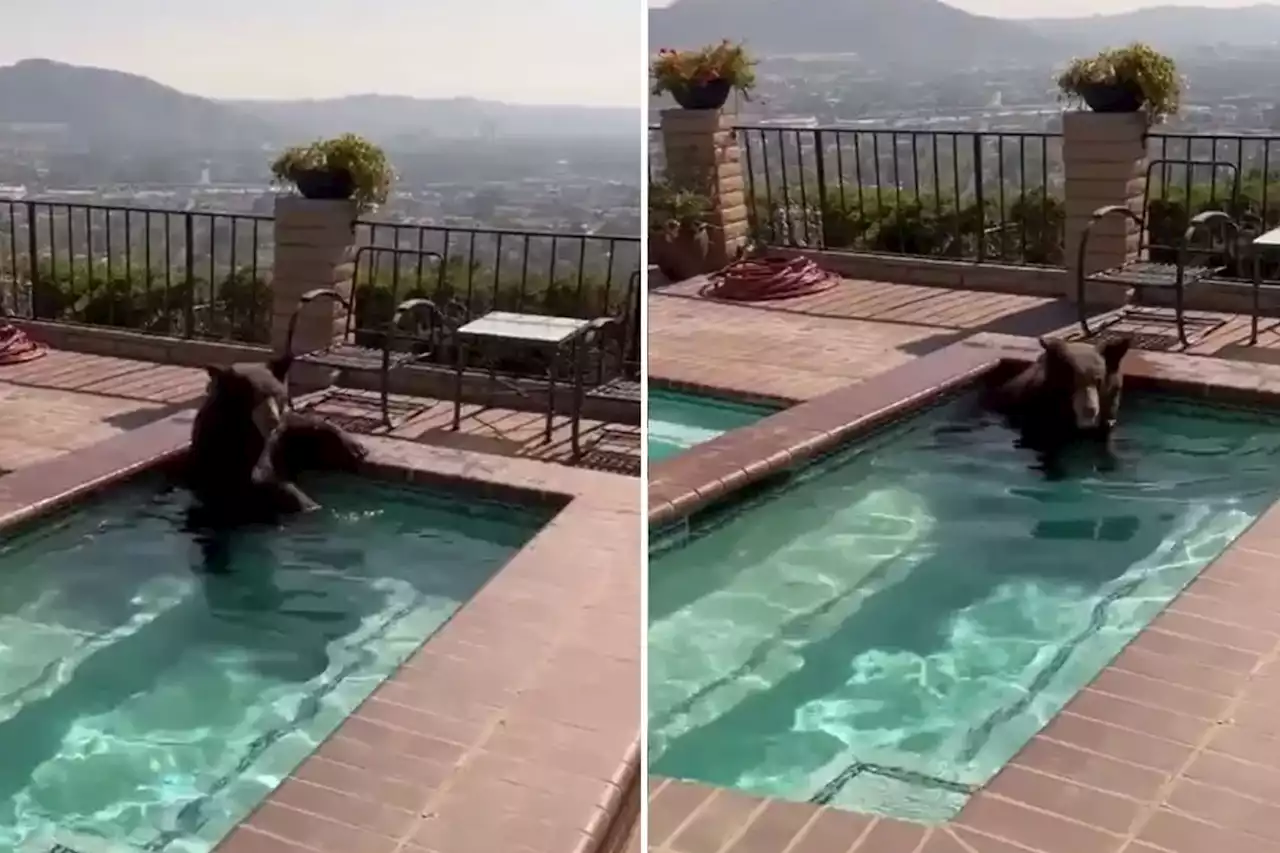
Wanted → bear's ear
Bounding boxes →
[1098,335,1133,372]
[205,365,229,382]
[1038,337,1071,363]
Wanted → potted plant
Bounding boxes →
[270,133,394,212]
[1056,42,1181,123]
[651,40,757,111]
[649,180,716,280]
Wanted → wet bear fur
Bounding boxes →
[184,354,367,526]
[986,335,1133,455]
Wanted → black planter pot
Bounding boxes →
[1078,81,1146,114]
[672,78,733,110]
[293,167,355,201]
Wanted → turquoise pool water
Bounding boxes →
[649,394,1280,822]
[0,477,549,852]
[649,389,778,462]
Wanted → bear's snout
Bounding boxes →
[251,396,284,440]
[1072,384,1101,429]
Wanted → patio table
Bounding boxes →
[451,310,591,457]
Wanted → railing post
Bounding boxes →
[814,129,829,249]
[271,196,358,390]
[972,134,986,263]
[183,213,196,337]
[1063,111,1146,306]
[24,202,39,318]
[658,109,750,274]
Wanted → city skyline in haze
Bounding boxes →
[3,0,640,107]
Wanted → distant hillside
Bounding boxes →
[0,59,636,153]
[0,59,268,152]
[648,0,1062,68]
[227,95,636,141]
[1025,4,1280,53]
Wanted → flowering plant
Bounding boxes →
[1056,42,1181,123]
[650,40,757,100]
[270,133,394,212]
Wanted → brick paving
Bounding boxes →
[649,277,1280,400]
[649,279,1075,401]
[0,349,640,475]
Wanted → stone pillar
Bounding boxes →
[271,197,357,388]
[658,109,749,269]
[1062,111,1147,305]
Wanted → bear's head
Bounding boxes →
[1038,336,1133,432]
[202,355,292,441]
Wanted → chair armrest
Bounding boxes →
[1076,206,1143,278]
[585,315,621,338]
[390,298,439,330]
[1180,210,1242,270]
[297,288,351,311]
[584,316,624,358]
[1089,205,1142,225]
[284,288,352,357]
[1186,210,1239,233]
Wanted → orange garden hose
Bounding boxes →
[0,317,46,365]
[699,256,840,302]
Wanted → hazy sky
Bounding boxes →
[3,0,641,106]
[650,0,1273,16]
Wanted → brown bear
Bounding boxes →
[986,335,1134,460]
[184,354,366,526]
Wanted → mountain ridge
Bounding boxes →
[648,0,1062,67]
[1024,3,1280,51]
[649,0,1280,67]
[0,59,635,152]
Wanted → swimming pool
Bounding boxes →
[0,476,549,852]
[648,389,779,462]
[648,393,1280,822]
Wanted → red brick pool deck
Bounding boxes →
[648,280,1280,853]
[0,374,641,853]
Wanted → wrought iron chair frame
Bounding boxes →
[1076,158,1249,348]
[281,246,468,428]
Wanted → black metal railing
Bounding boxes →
[353,220,641,352]
[692,125,1280,270]
[1136,133,1280,280]
[734,126,1066,265]
[1148,133,1280,212]
[0,199,642,350]
[0,199,273,342]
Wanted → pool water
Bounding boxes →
[649,389,778,461]
[0,477,549,852]
[649,394,1280,822]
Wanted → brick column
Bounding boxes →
[271,197,356,387]
[1063,111,1147,305]
[658,109,749,269]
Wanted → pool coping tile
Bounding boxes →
[0,408,640,853]
[648,332,1280,853]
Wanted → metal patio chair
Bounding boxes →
[281,246,468,428]
[584,270,642,409]
[1076,158,1247,348]
[571,270,643,466]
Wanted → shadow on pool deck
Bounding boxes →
[0,348,641,477]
